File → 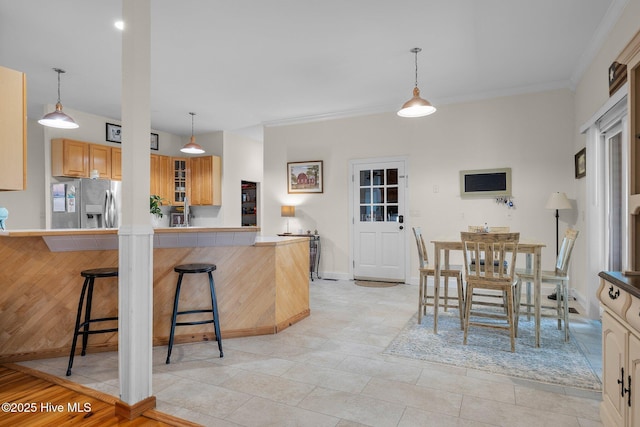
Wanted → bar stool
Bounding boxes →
[166,263,223,364]
[66,267,118,376]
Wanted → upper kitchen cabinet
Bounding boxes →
[0,66,27,191]
[171,157,188,206]
[150,153,171,202]
[111,147,122,181]
[51,138,89,178]
[190,155,221,206]
[89,144,112,179]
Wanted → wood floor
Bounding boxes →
[0,364,199,427]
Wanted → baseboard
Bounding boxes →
[115,396,156,420]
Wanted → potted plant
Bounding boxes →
[150,195,169,227]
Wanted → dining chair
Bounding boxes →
[461,231,520,352]
[467,225,510,233]
[412,227,464,329]
[515,228,579,342]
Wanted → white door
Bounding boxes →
[351,159,406,281]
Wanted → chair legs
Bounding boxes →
[464,283,517,352]
[418,272,465,331]
[516,278,570,343]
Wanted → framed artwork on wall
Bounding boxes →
[106,123,122,143]
[287,160,323,193]
[575,148,586,179]
[150,133,159,150]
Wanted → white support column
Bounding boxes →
[118,0,154,406]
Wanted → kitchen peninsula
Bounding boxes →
[0,227,310,363]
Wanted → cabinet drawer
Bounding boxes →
[600,281,630,318]
[627,293,640,332]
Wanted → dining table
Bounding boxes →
[431,235,546,347]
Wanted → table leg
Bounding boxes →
[534,247,542,348]
[433,244,440,334]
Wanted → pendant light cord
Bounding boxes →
[414,50,418,88]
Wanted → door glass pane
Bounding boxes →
[372,188,384,203]
[387,206,398,221]
[360,206,371,222]
[360,170,371,186]
[360,188,371,204]
[386,187,398,203]
[373,205,384,221]
[387,169,398,185]
[372,169,384,185]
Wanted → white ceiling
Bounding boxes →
[0,0,623,139]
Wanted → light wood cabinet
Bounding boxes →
[0,66,27,191]
[89,144,112,179]
[111,147,122,181]
[51,139,89,178]
[598,277,640,427]
[171,157,188,206]
[190,155,221,206]
[150,154,171,202]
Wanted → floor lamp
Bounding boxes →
[545,192,572,256]
[545,192,572,300]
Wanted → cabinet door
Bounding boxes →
[630,331,640,427]
[602,311,627,427]
[0,66,26,191]
[171,157,188,206]
[89,144,112,179]
[111,147,122,181]
[51,139,89,177]
[190,155,221,206]
[150,154,171,202]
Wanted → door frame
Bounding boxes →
[348,156,410,281]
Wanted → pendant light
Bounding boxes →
[397,48,436,118]
[180,112,205,154]
[38,68,79,129]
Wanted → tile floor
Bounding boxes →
[20,279,604,427]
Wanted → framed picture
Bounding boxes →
[575,147,586,179]
[106,123,122,143]
[150,133,159,150]
[288,160,323,193]
[170,212,185,227]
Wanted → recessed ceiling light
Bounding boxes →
[114,20,124,30]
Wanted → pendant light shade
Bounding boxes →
[38,68,79,129]
[180,112,205,154]
[397,48,436,118]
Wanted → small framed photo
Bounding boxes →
[150,133,159,150]
[575,147,586,179]
[170,212,185,227]
[287,160,323,194]
[106,123,122,143]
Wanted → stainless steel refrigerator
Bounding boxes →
[51,178,121,229]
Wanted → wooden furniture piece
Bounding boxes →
[189,155,222,206]
[432,236,546,346]
[51,139,89,178]
[0,65,27,191]
[516,228,579,342]
[66,267,119,376]
[150,153,172,202]
[166,263,223,364]
[597,272,640,427]
[412,227,464,329]
[461,231,520,352]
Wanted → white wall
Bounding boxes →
[263,89,576,283]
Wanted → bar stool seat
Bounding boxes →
[66,267,118,376]
[166,263,223,364]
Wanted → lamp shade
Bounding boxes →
[545,192,572,210]
[181,112,205,154]
[397,87,436,118]
[281,205,295,217]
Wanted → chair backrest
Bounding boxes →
[468,225,511,233]
[461,231,519,285]
[556,229,579,275]
[412,227,429,269]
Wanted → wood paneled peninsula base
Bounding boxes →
[0,228,310,363]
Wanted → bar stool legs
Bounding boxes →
[66,268,118,376]
[166,263,223,364]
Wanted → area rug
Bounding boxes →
[383,310,602,391]
[354,280,399,288]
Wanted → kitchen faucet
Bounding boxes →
[183,196,190,227]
